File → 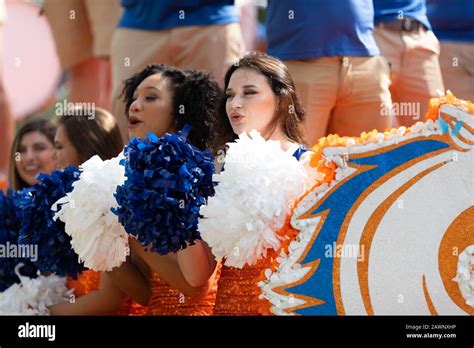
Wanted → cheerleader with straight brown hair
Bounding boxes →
[48,106,148,315]
[202,52,312,315]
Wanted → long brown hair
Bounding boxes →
[215,51,306,150]
[57,106,124,163]
[8,119,57,190]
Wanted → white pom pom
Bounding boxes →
[0,264,72,315]
[52,153,129,272]
[199,130,309,269]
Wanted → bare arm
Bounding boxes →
[49,273,125,315]
[129,238,215,298]
[105,251,151,306]
[176,240,217,287]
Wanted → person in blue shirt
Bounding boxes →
[373,0,445,126]
[427,0,474,100]
[265,0,392,144]
[110,0,245,142]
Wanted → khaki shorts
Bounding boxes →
[374,25,445,126]
[285,56,393,144]
[110,22,245,141]
[43,0,122,68]
[438,40,474,101]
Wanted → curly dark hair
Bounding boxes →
[121,64,222,152]
[215,51,306,151]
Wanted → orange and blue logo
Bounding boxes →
[263,105,474,315]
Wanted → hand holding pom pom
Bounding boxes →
[53,153,129,272]
[113,125,216,255]
[15,167,85,278]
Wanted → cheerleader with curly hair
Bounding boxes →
[108,64,223,315]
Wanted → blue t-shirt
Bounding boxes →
[265,0,380,60]
[118,0,239,31]
[374,0,431,30]
[427,0,474,42]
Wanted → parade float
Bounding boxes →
[257,92,474,315]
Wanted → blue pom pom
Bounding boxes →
[113,126,216,255]
[0,189,39,291]
[15,166,86,278]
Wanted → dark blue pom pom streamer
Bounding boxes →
[15,166,86,278]
[0,189,39,291]
[113,125,216,255]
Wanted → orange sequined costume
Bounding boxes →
[67,270,147,315]
[147,271,219,316]
[213,220,299,316]
[213,256,275,316]
[67,270,100,297]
